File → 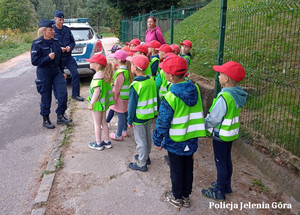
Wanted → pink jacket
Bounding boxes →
[145,26,166,45]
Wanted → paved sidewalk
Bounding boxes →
[41,84,297,215]
[32,37,298,215]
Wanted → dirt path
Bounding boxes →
[44,37,299,215]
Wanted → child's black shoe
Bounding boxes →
[134,154,151,165]
[211,181,232,194]
[128,162,148,172]
[201,188,225,201]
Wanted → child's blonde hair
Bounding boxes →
[126,60,134,83]
[100,62,113,83]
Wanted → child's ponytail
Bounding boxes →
[103,62,113,84]
[126,60,134,83]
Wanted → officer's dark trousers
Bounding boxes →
[168,151,194,199]
[213,138,233,194]
[61,55,80,97]
[36,71,67,116]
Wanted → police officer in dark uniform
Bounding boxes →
[54,10,84,101]
[31,20,72,129]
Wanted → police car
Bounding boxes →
[64,18,105,75]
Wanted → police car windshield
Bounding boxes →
[70,28,94,41]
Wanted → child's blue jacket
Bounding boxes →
[153,80,199,156]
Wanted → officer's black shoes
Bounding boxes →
[72,95,84,101]
[57,114,73,125]
[43,115,55,129]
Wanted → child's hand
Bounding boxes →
[154,145,162,150]
[128,124,133,128]
[88,104,93,110]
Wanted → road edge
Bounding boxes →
[30,98,75,215]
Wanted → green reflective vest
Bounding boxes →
[164,82,206,142]
[182,54,191,75]
[149,56,160,78]
[113,68,130,100]
[131,77,158,123]
[87,77,114,111]
[144,64,152,77]
[158,69,170,99]
[207,92,241,142]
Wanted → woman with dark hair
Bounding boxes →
[145,16,166,45]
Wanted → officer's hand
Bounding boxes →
[61,47,66,52]
[49,52,55,60]
[66,46,71,52]
[128,124,133,128]
[88,104,93,110]
[63,74,67,79]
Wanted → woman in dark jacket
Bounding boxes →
[31,20,72,129]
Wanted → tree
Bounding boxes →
[0,0,37,31]
[107,0,181,18]
[86,0,108,33]
[37,0,56,20]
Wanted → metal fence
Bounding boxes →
[120,0,300,157]
[120,2,211,44]
[223,1,300,156]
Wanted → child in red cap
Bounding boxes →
[201,61,248,201]
[153,55,206,209]
[179,40,193,76]
[155,46,173,101]
[132,45,152,76]
[126,38,141,50]
[86,54,115,150]
[170,44,180,55]
[126,55,158,172]
[147,40,161,78]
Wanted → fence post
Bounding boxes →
[215,0,227,97]
[170,6,174,44]
[138,13,141,40]
[131,17,134,40]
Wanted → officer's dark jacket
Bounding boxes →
[54,25,75,57]
[31,36,62,74]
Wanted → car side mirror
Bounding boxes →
[97,34,102,39]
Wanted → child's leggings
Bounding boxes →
[92,111,109,143]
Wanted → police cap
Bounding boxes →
[39,20,54,28]
[54,10,64,18]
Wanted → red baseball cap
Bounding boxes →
[180,40,192,48]
[156,44,172,53]
[109,50,128,61]
[146,40,161,49]
[126,55,149,71]
[159,55,187,75]
[86,54,107,66]
[132,45,148,55]
[170,44,180,54]
[213,61,246,82]
[126,38,141,46]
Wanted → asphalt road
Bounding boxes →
[0,53,63,215]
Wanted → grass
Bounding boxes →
[40,170,53,178]
[0,29,36,63]
[251,179,269,192]
[163,0,300,157]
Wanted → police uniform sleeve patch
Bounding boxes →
[31,50,37,53]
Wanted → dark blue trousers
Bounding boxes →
[36,71,67,116]
[61,55,80,97]
[213,138,233,194]
[168,151,194,199]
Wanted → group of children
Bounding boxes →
[85,38,248,209]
